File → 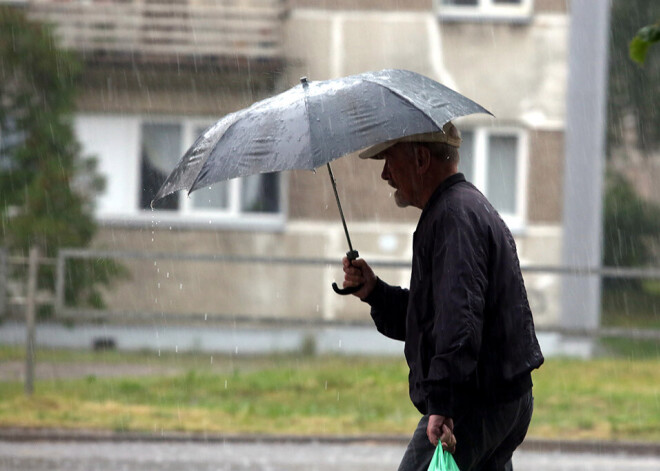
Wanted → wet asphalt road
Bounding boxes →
[2,440,660,471]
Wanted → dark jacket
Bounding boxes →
[364,173,544,418]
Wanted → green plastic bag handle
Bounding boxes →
[427,445,460,471]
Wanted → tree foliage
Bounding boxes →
[603,172,660,270]
[608,0,660,155]
[0,7,123,309]
[629,22,660,65]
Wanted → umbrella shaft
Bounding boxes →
[326,163,354,253]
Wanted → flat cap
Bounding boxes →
[359,122,461,160]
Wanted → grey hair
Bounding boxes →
[416,141,460,164]
[414,122,461,164]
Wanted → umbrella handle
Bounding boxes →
[332,250,364,296]
[332,282,363,295]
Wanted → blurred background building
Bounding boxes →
[4,0,571,327]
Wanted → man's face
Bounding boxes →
[379,143,419,208]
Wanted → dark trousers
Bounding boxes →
[398,390,533,471]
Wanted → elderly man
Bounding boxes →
[342,122,544,471]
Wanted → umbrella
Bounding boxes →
[153,69,492,294]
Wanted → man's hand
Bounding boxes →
[427,415,456,453]
[342,257,377,300]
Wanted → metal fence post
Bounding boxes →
[25,246,39,396]
[0,247,7,318]
[54,249,66,317]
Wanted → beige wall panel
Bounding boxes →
[91,220,560,325]
[527,130,564,223]
[291,0,564,13]
[440,17,567,125]
[93,227,336,320]
[283,10,452,84]
[76,67,278,115]
[91,224,415,321]
[535,0,568,13]
[288,153,421,223]
[290,0,432,10]
[340,15,439,78]
[282,15,336,81]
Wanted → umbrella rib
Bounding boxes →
[187,113,245,195]
[363,77,493,131]
[363,79,445,131]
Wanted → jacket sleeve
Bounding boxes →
[424,207,489,417]
[362,277,409,341]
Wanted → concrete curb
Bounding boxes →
[1,428,659,456]
[520,437,660,456]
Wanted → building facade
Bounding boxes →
[14,0,569,326]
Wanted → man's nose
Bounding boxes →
[381,161,389,181]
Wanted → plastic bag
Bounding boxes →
[427,445,460,471]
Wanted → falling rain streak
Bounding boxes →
[0,1,659,469]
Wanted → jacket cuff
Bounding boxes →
[426,384,454,417]
[361,277,386,305]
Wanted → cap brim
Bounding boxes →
[358,141,397,160]
[358,131,462,160]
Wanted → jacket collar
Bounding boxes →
[418,172,466,225]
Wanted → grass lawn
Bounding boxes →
[601,283,660,329]
[0,347,659,442]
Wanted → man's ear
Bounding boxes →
[414,145,432,175]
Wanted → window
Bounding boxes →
[73,114,284,229]
[437,0,533,22]
[141,123,181,211]
[458,127,527,229]
[141,120,282,225]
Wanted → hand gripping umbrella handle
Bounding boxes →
[324,162,363,296]
[332,250,364,296]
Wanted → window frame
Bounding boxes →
[94,114,286,231]
[459,126,528,232]
[178,120,237,217]
[435,0,534,23]
[144,117,286,229]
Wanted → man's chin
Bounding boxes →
[394,191,410,208]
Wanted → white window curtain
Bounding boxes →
[459,130,475,183]
[141,123,181,210]
[142,124,181,174]
[191,125,229,210]
[487,135,518,215]
[138,120,281,217]
[457,128,522,220]
[241,173,279,213]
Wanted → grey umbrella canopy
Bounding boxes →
[153,69,492,294]
[152,69,492,202]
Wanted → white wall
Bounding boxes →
[74,114,141,219]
